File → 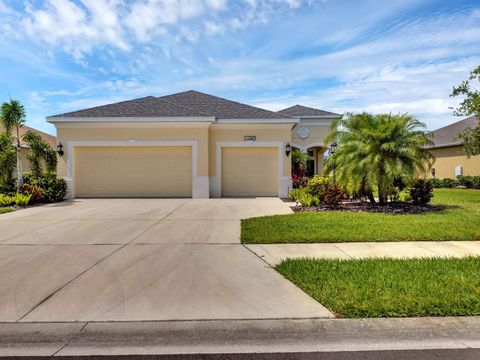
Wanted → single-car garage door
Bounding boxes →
[221,147,278,197]
[75,146,192,197]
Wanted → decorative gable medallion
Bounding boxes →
[297,126,310,139]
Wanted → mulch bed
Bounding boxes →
[291,201,444,214]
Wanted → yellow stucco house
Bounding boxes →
[428,116,480,178]
[48,90,340,199]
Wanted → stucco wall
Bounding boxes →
[291,120,333,150]
[430,145,480,178]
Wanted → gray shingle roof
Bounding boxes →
[158,90,290,119]
[49,96,209,118]
[49,90,292,120]
[428,116,479,147]
[278,104,340,117]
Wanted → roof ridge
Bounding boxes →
[161,90,293,118]
[155,93,212,117]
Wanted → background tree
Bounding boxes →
[450,65,480,156]
[0,100,26,187]
[22,130,57,178]
[0,132,16,191]
[325,113,434,204]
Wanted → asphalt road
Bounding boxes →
[2,349,480,360]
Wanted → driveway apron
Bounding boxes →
[0,198,332,322]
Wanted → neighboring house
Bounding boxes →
[47,90,340,198]
[427,116,480,178]
[0,124,57,175]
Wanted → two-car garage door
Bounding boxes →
[75,146,192,197]
[74,146,279,198]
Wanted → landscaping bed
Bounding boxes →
[241,189,480,243]
[291,201,443,214]
[276,257,480,318]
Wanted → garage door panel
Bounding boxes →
[221,147,278,197]
[75,146,192,198]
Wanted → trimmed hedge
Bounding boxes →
[428,176,480,189]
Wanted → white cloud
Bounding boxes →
[22,0,128,60]
[204,20,224,35]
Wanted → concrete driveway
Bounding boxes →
[0,198,332,322]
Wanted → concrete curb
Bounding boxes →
[0,317,479,357]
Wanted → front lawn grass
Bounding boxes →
[276,257,480,318]
[0,207,13,215]
[242,189,480,243]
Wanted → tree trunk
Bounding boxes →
[367,191,376,204]
[378,185,386,205]
[15,125,23,189]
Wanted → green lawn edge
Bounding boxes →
[276,257,480,318]
[0,207,14,215]
[242,189,480,243]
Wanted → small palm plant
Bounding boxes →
[1,100,26,188]
[325,113,434,204]
[291,149,310,177]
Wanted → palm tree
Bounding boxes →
[1,100,26,188]
[325,113,434,204]
[291,149,310,177]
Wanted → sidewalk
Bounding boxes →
[1,317,479,356]
[246,241,480,265]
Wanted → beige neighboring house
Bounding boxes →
[47,90,340,198]
[427,116,480,178]
[0,123,57,175]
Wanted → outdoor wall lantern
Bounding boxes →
[285,142,292,157]
[56,143,64,157]
[330,142,337,154]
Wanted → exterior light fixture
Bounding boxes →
[330,142,337,154]
[56,143,64,157]
[431,168,436,178]
[285,142,292,157]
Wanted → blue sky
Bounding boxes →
[0,0,479,135]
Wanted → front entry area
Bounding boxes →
[74,146,193,198]
[221,147,279,197]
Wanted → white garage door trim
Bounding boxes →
[213,141,290,198]
[65,140,209,199]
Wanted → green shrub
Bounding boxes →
[20,183,44,204]
[24,173,67,203]
[0,194,15,207]
[307,176,330,202]
[298,192,319,207]
[13,193,31,206]
[398,189,412,202]
[0,193,32,207]
[323,185,344,206]
[306,176,345,206]
[428,176,480,189]
[410,179,433,205]
[288,188,303,201]
[457,176,480,189]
